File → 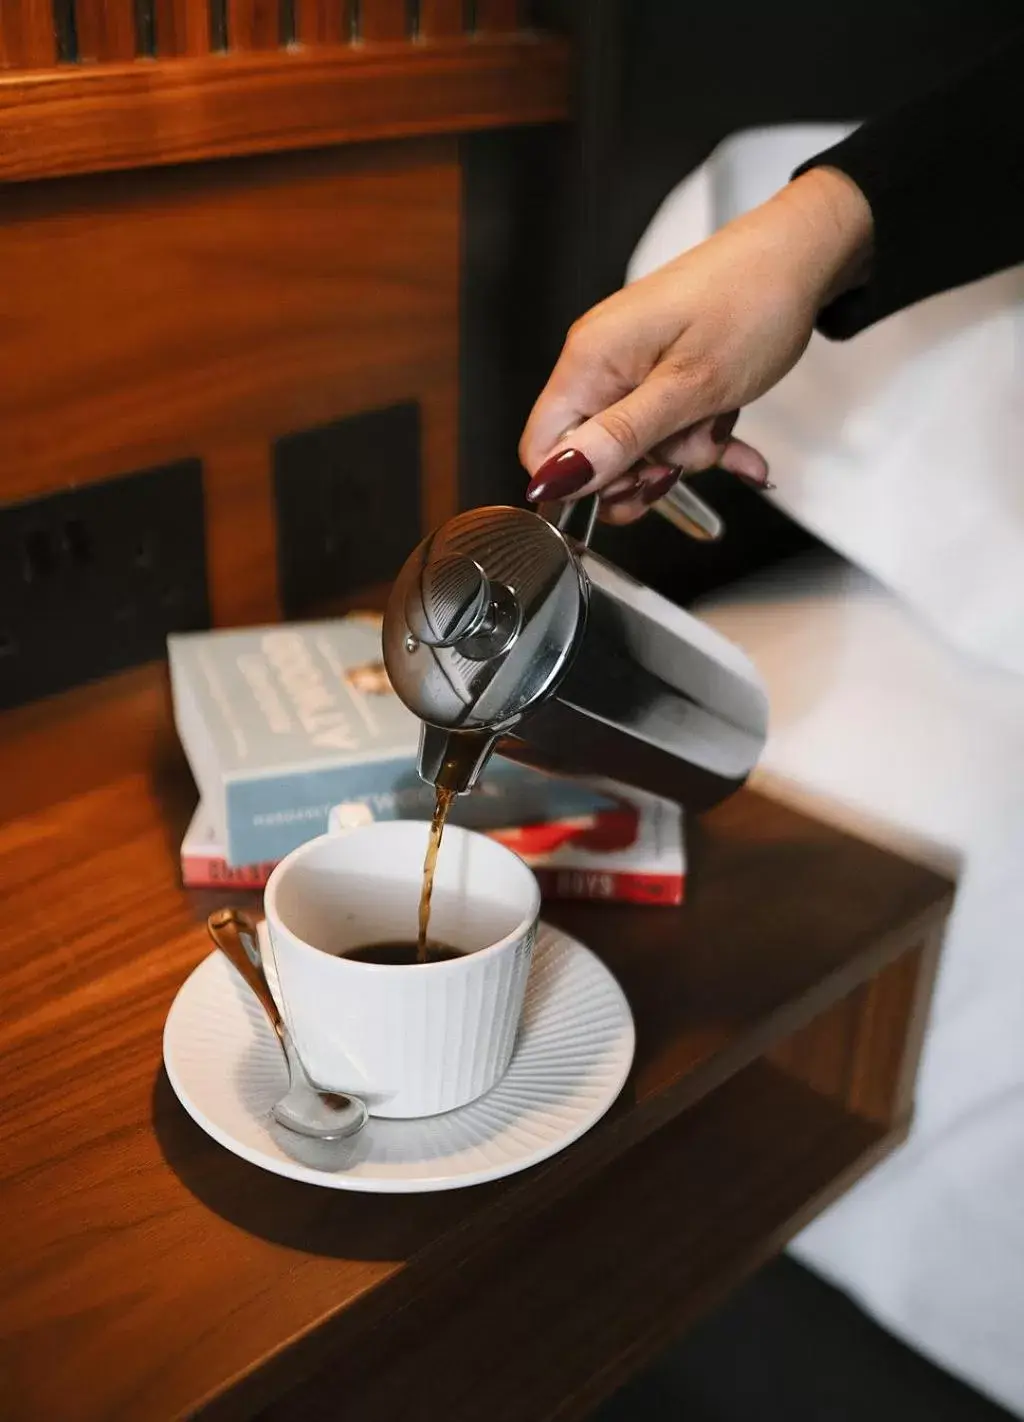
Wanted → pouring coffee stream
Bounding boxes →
[384,493,769,907]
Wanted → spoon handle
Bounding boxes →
[207,908,285,1047]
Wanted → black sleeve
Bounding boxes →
[793,27,1024,340]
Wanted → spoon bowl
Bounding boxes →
[207,908,368,1142]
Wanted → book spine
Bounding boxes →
[181,855,684,904]
[181,854,276,890]
[532,868,685,905]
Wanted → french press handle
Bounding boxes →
[544,480,724,546]
[655,480,725,542]
[553,493,600,546]
[541,414,726,545]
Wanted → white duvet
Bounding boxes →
[629,123,1024,679]
[629,127,1024,1414]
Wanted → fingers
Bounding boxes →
[719,437,771,488]
[521,354,772,523]
[599,435,771,527]
[600,462,678,514]
[598,460,682,527]
[652,411,738,469]
[524,368,714,503]
[519,388,590,478]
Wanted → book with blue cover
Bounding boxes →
[168,615,614,865]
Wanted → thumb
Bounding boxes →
[525,367,715,503]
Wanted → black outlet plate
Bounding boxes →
[0,460,209,711]
[273,402,422,619]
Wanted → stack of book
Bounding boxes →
[170,616,686,904]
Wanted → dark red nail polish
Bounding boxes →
[526,448,594,503]
[641,469,680,505]
[603,478,643,506]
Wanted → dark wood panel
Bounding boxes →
[846,934,943,1126]
[359,0,407,40]
[419,0,462,38]
[0,142,461,626]
[153,0,212,54]
[768,986,866,1104]
[0,35,570,182]
[475,0,521,31]
[294,0,349,44]
[75,0,138,58]
[0,0,56,67]
[769,936,943,1131]
[227,0,280,47]
[202,438,280,626]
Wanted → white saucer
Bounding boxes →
[163,922,635,1193]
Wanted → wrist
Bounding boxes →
[776,166,875,309]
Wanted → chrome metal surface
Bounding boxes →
[382,498,767,810]
[553,492,600,546]
[404,552,490,648]
[384,505,587,733]
[417,723,499,795]
[206,909,367,1142]
[653,480,725,542]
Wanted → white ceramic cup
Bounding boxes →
[263,820,540,1119]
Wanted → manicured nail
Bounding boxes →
[526,448,594,503]
[641,469,680,505]
[603,477,643,506]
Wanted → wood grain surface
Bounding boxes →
[74,0,138,60]
[294,0,350,45]
[227,0,281,49]
[152,0,212,56]
[418,0,463,39]
[359,0,407,41]
[0,0,56,66]
[0,141,461,628]
[0,34,570,183]
[0,659,953,1421]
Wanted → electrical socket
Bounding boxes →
[0,460,209,711]
[273,402,422,619]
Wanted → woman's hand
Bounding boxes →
[519,167,873,523]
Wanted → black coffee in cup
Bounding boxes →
[345,941,463,966]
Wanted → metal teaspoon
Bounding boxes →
[206,908,368,1141]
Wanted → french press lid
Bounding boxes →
[382,503,589,732]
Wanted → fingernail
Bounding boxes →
[641,469,680,505]
[603,477,643,506]
[712,412,738,443]
[526,448,594,503]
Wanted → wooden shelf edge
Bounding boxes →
[0,35,571,182]
[238,1062,896,1422]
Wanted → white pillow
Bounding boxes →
[628,125,1024,678]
